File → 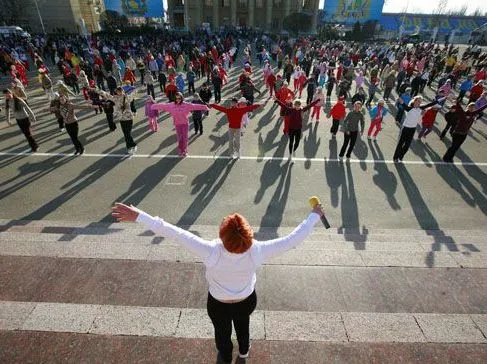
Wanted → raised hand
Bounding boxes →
[111,202,139,222]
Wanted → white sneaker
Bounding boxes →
[239,345,251,359]
[288,154,293,161]
[339,156,343,162]
[292,151,296,158]
[133,145,138,153]
[367,136,371,140]
[128,148,134,155]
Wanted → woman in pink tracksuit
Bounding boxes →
[152,92,209,157]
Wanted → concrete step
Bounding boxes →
[1,227,486,268]
[1,300,486,345]
[2,330,486,364]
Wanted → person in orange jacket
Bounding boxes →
[327,96,347,138]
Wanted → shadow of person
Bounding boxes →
[303,122,321,169]
[176,157,236,227]
[254,140,288,204]
[393,162,459,268]
[352,134,368,171]
[255,161,293,240]
[368,140,401,210]
[324,138,342,208]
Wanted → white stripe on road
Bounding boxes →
[0,151,486,167]
[1,300,486,343]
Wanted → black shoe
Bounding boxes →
[79,149,85,155]
[74,150,80,156]
[31,147,38,153]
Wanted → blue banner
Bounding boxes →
[380,14,487,34]
[323,0,385,24]
[103,0,164,18]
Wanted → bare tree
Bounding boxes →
[433,0,449,15]
[447,5,468,16]
[471,8,483,17]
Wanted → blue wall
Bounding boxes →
[323,0,385,24]
[103,0,164,18]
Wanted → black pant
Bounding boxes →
[159,81,166,93]
[193,115,203,134]
[383,87,393,100]
[395,108,405,124]
[16,118,38,151]
[288,128,302,154]
[330,119,340,135]
[443,133,467,162]
[339,131,358,158]
[366,92,375,107]
[411,87,419,97]
[440,121,456,139]
[457,90,467,102]
[146,84,155,99]
[57,117,64,129]
[120,119,137,150]
[393,126,416,160]
[106,113,116,131]
[188,82,195,94]
[65,122,83,152]
[207,291,257,363]
[214,86,221,103]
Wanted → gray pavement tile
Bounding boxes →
[342,312,426,342]
[147,244,203,262]
[360,251,459,268]
[175,308,265,340]
[22,303,100,333]
[0,301,36,330]
[470,315,487,338]
[415,314,487,343]
[90,305,180,337]
[401,268,487,314]
[450,252,487,268]
[335,268,393,312]
[365,268,426,313]
[265,311,347,341]
[267,250,364,266]
[261,266,345,312]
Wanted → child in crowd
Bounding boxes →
[418,104,442,141]
[145,95,159,132]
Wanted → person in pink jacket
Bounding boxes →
[152,92,209,157]
[145,95,159,132]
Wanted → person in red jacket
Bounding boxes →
[210,97,262,159]
[123,68,136,86]
[165,80,178,102]
[276,82,295,135]
[327,96,347,138]
[274,97,319,162]
[468,81,484,104]
[266,71,276,98]
[443,101,487,162]
[418,104,441,140]
[218,65,228,86]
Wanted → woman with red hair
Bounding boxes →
[111,202,325,364]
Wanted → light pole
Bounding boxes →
[33,0,47,34]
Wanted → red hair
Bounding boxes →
[219,213,253,254]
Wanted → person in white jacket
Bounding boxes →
[111,202,325,364]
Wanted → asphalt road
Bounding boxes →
[0,63,486,230]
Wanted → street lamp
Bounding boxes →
[33,0,46,34]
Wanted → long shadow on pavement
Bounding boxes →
[393,163,461,267]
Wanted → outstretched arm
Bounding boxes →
[257,211,322,262]
[209,103,227,112]
[112,203,214,260]
[152,102,173,112]
[302,99,319,112]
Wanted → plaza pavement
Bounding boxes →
[0,56,487,363]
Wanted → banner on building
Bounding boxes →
[103,0,164,18]
[323,0,385,24]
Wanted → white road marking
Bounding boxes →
[0,151,485,166]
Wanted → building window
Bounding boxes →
[205,0,212,6]
[256,0,263,7]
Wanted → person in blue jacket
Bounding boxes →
[368,99,389,140]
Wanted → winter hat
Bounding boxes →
[238,97,247,103]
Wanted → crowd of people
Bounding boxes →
[2,28,487,163]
